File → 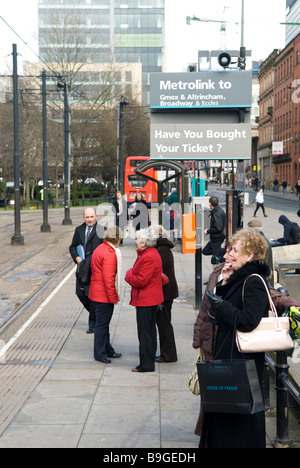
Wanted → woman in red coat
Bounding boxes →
[89,226,122,364]
[125,228,164,372]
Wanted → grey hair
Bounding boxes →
[151,224,168,238]
[136,228,158,247]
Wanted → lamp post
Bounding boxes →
[118,96,129,193]
[40,70,51,232]
[58,77,72,225]
[11,43,24,245]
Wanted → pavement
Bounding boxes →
[0,190,299,449]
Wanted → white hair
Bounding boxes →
[136,228,158,247]
[151,225,167,238]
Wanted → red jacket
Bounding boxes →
[125,247,164,307]
[89,241,118,304]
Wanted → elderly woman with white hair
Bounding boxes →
[125,228,164,372]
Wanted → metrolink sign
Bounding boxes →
[150,71,252,160]
[150,71,252,109]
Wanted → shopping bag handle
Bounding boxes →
[242,273,278,318]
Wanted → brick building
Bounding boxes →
[258,34,300,191]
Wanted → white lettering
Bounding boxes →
[206,129,247,140]
[155,130,180,139]
[155,144,179,153]
[160,79,216,90]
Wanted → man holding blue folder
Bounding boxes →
[69,208,103,333]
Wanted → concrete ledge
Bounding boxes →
[271,244,300,283]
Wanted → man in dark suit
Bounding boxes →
[69,207,103,333]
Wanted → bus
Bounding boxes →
[124,156,158,206]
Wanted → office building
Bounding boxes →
[38,0,165,104]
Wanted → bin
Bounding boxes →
[275,260,300,301]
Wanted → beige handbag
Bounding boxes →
[188,348,203,395]
[236,274,293,353]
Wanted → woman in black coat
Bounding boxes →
[131,192,149,232]
[200,229,270,448]
[153,225,178,363]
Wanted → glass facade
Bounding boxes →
[38,0,165,103]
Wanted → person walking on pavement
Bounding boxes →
[89,226,122,364]
[113,190,128,244]
[273,177,279,191]
[152,225,178,363]
[253,188,268,218]
[203,196,226,263]
[295,179,300,196]
[125,228,164,373]
[69,207,103,333]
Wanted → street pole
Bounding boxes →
[40,70,51,232]
[239,0,246,70]
[118,96,128,193]
[195,204,203,309]
[62,81,72,225]
[11,43,24,245]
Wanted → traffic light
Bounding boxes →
[238,56,246,70]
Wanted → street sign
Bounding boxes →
[150,71,252,110]
[150,123,251,160]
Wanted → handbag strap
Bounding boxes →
[242,273,278,318]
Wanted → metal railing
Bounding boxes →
[265,351,300,448]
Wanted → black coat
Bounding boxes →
[156,238,179,301]
[200,261,270,449]
[113,198,128,230]
[207,205,226,241]
[69,222,103,261]
[69,222,103,294]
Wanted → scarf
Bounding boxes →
[107,242,122,299]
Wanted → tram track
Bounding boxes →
[0,232,72,277]
[0,257,73,335]
[0,209,83,336]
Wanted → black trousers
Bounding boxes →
[93,302,115,360]
[253,202,266,216]
[156,300,177,362]
[76,282,96,330]
[136,306,157,371]
[202,239,224,256]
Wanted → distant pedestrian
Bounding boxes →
[270,215,298,247]
[295,179,300,196]
[253,188,268,218]
[69,208,103,334]
[125,228,164,373]
[203,196,226,264]
[273,177,279,192]
[167,187,178,205]
[167,187,178,228]
[282,180,287,194]
[89,226,122,364]
[113,191,128,244]
[130,192,148,232]
[152,225,178,363]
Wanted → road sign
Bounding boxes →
[150,123,251,160]
[150,71,252,110]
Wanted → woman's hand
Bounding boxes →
[221,261,233,284]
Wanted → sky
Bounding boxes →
[0,0,287,74]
